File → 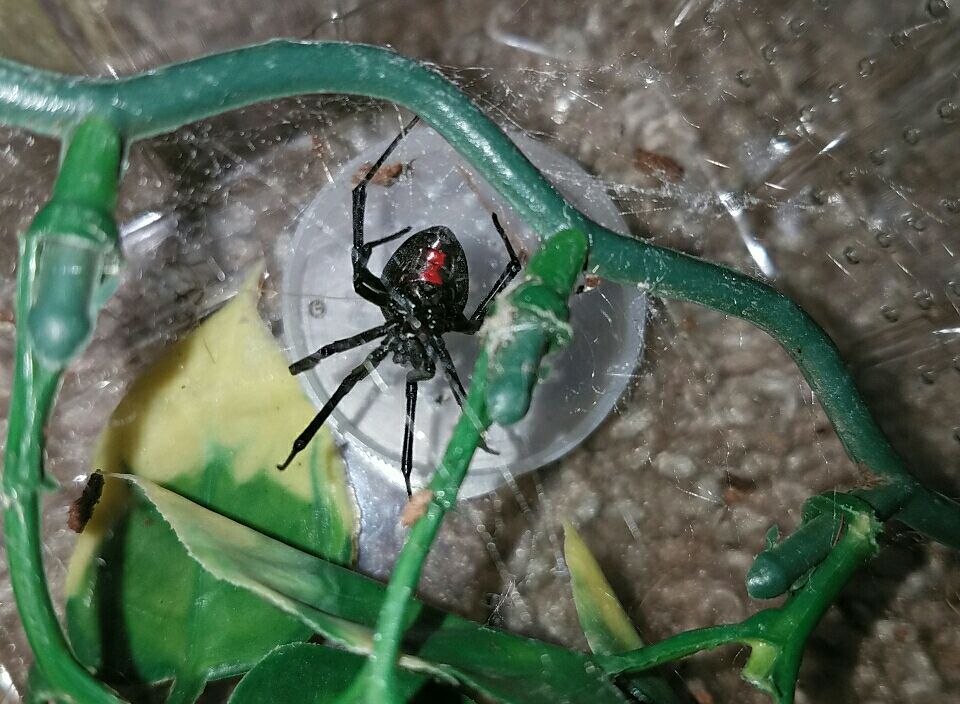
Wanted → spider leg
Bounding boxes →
[278,340,390,471]
[460,212,522,331]
[364,225,413,251]
[351,116,421,306]
[428,336,498,456]
[401,377,418,497]
[289,321,397,375]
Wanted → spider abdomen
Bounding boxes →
[382,226,470,326]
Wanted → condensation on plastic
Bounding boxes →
[282,126,645,499]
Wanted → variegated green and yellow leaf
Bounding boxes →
[65,269,358,701]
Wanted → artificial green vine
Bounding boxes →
[1,40,958,704]
[2,118,124,703]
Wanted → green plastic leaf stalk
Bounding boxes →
[26,118,120,368]
[484,228,588,425]
[746,513,839,600]
[2,117,124,704]
[364,350,492,704]
[602,497,882,703]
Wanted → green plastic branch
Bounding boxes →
[365,229,588,703]
[2,118,124,703]
[0,39,957,704]
[484,228,588,424]
[361,349,491,704]
[601,494,882,703]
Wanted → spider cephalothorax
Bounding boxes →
[279,117,521,495]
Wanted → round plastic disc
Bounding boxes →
[282,124,645,498]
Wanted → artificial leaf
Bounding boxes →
[126,475,630,704]
[564,522,680,704]
[228,643,472,704]
[64,269,358,701]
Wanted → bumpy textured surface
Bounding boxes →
[1,1,958,702]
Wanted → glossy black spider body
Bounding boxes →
[278,117,521,495]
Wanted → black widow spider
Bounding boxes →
[278,116,522,496]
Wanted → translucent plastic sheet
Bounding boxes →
[1,1,959,702]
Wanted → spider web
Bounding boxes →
[1,1,959,701]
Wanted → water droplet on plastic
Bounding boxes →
[736,69,752,87]
[953,356,960,373]
[913,290,934,309]
[799,105,816,123]
[789,18,807,36]
[902,127,921,145]
[890,30,909,48]
[837,169,856,185]
[920,367,937,384]
[869,147,887,165]
[937,99,959,123]
[948,279,960,296]
[881,305,899,322]
[940,197,960,212]
[927,0,950,19]
[827,82,844,103]
[906,214,927,231]
[810,187,828,205]
[858,57,876,78]
[842,246,860,264]
[770,132,795,156]
[761,43,779,64]
[875,230,893,247]
[702,25,726,46]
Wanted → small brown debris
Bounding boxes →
[722,488,745,505]
[725,472,758,492]
[722,471,758,505]
[68,471,105,533]
[351,161,412,187]
[690,684,716,704]
[576,273,604,295]
[855,464,888,490]
[400,489,434,527]
[633,147,685,183]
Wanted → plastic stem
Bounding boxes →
[366,226,587,701]
[601,503,881,703]
[485,228,588,424]
[1,120,124,703]
[364,351,491,704]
